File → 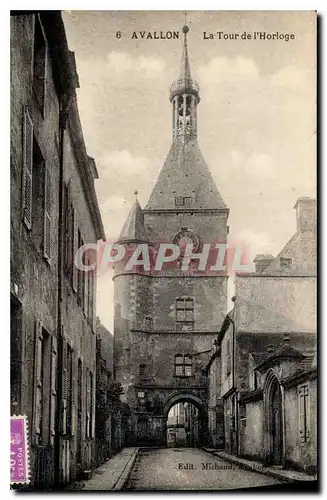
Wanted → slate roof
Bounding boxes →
[117,198,149,243]
[255,344,305,370]
[145,139,227,210]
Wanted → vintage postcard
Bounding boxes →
[10,10,317,491]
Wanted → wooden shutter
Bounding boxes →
[49,335,57,445]
[22,107,33,229]
[89,267,95,329]
[33,320,43,437]
[70,350,77,436]
[72,213,78,292]
[84,258,88,316]
[86,370,90,439]
[43,163,52,260]
[61,340,68,435]
[298,384,310,443]
[63,184,69,272]
[91,371,95,439]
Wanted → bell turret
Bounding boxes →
[170,26,200,140]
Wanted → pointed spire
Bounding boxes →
[169,26,200,104]
[180,25,191,80]
[117,193,149,243]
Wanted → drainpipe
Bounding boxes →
[228,315,238,456]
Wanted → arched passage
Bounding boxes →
[163,392,208,448]
[263,369,285,466]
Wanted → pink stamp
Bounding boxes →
[10,415,30,485]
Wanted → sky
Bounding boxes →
[62,10,316,331]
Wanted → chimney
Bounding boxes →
[294,197,316,232]
[282,333,291,346]
[253,254,275,274]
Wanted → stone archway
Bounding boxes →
[263,369,285,466]
[163,392,208,448]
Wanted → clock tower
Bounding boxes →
[114,26,229,447]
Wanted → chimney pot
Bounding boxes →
[253,254,275,274]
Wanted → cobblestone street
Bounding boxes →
[124,448,283,491]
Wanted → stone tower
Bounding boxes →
[113,26,229,446]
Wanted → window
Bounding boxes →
[34,326,50,443]
[43,163,52,260]
[77,359,82,462]
[175,297,194,323]
[63,185,75,284]
[33,15,46,112]
[66,345,73,435]
[174,354,192,377]
[298,384,310,443]
[86,371,93,439]
[280,257,292,269]
[137,391,145,399]
[144,316,153,331]
[226,339,231,377]
[77,230,85,307]
[22,108,33,229]
[175,196,193,207]
[254,371,261,390]
[22,108,52,260]
[61,340,73,436]
[139,364,146,377]
[84,254,89,317]
[87,263,94,327]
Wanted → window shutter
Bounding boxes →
[72,214,78,292]
[86,370,90,439]
[63,184,69,273]
[70,350,77,437]
[33,320,43,437]
[91,372,95,439]
[298,385,310,443]
[22,107,33,229]
[43,163,52,260]
[50,335,57,445]
[61,341,68,435]
[84,259,88,317]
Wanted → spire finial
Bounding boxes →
[180,23,191,80]
[134,189,138,198]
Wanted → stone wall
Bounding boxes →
[242,401,263,460]
[236,275,316,334]
[284,378,317,473]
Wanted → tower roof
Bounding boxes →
[180,25,192,80]
[145,139,227,210]
[170,25,200,103]
[117,196,149,243]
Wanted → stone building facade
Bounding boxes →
[113,26,229,446]
[208,198,317,473]
[10,12,105,487]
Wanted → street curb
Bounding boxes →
[112,448,140,490]
[202,448,315,484]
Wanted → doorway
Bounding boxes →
[270,381,283,465]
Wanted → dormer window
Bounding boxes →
[175,196,193,207]
[280,257,292,269]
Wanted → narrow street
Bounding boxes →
[124,448,283,491]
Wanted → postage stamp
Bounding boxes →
[10,415,30,485]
